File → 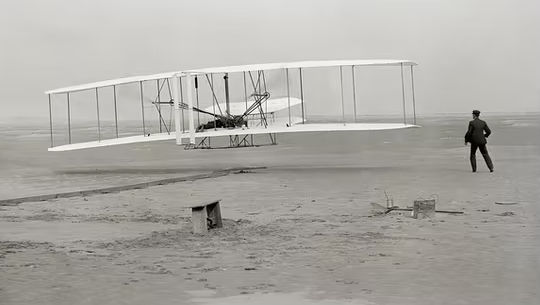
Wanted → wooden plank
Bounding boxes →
[386,208,463,214]
[191,206,208,234]
[206,202,223,228]
[185,199,222,209]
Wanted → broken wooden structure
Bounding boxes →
[189,199,223,234]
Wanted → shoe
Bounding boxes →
[490,169,494,172]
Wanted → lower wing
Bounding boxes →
[48,123,419,152]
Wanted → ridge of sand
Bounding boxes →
[0,167,265,206]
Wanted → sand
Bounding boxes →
[1,116,539,304]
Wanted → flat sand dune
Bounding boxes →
[1,115,539,304]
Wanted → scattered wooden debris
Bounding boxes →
[371,204,463,215]
[384,191,394,209]
[412,199,436,219]
[370,195,463,216]
[384,207,463,215]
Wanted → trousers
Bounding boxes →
[470,143,494,172]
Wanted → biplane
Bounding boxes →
[45,60,419,151]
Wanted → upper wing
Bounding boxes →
[183,60,417,75]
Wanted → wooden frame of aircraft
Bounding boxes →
[45,59,419,151]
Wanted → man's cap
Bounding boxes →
[472,110,481,115]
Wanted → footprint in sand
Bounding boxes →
[496,211,515,216]
[336,279,358,285]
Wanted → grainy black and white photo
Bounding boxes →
[1,1,539,304]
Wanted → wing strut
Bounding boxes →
[139,81,146,135]
[205,74,225,117]
[48,94,53,147]
[224,73,231,116]
[195,76,201,126]
[351,65,357,122]
[149,78,172,134]
[185,75,196,144]
[95,88,101,141]
[67,92,72,143]
[247,70,271,128]
[299,68,305,124]
[400,63,407,124]
[410,66,417,125]
[285,68,291,126]
[172,75,182,145]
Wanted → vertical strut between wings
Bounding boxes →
[185,74,196,144]
[172,75,182,145]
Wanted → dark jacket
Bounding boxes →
[465,118,491,145]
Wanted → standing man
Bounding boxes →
[464,110,494,172]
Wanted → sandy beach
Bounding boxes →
[1,115,539,305]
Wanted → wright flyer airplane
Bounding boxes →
[45,60,419,151]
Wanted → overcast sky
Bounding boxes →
[1,0,539,121]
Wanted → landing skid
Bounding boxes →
[184,133,277,150]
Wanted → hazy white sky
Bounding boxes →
[1,0,539,121]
